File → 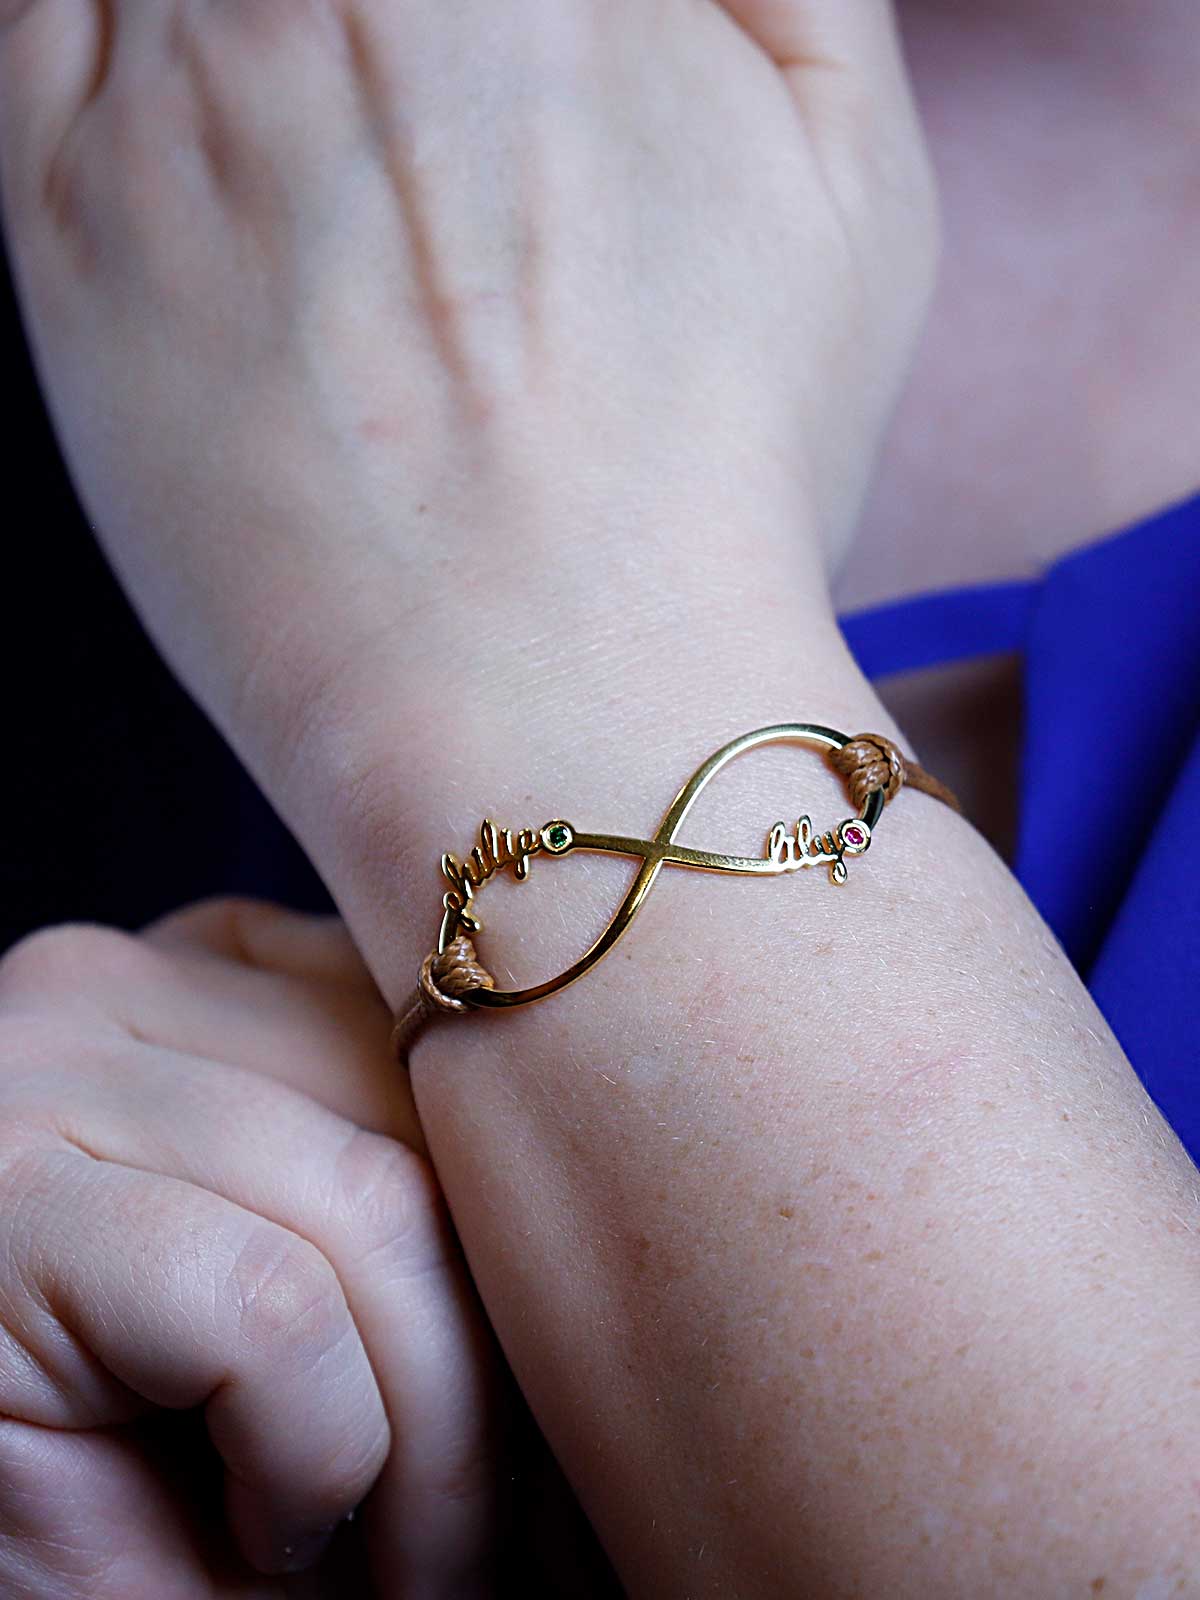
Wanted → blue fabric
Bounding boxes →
[837,495,1200,1163]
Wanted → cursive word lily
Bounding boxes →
[766,816,870,885]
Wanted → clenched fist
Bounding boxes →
[0,900,500,1596]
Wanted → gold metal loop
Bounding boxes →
[434,723,883,1011]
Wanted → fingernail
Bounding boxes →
[277,1523,337,1573]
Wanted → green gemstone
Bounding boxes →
[547,824,570,850]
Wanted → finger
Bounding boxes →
[142,900,421,1144]
[138,897,410,1125]
[0,915,419,1147]
[3,1141,391,1578]
[710,0,928,166]
[0,1413,322,1599]
[142,898,377,993]
[23,1046,504,1595]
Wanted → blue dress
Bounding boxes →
[838,494,1200,1165]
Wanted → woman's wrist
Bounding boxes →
[255,510,866,1009]
[385,636,1200,1596]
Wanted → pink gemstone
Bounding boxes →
[843,825,866,847]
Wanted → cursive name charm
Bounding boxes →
[767,816,872,885]
[424,725,891,1011]
[387,720,971,1071]
[440,818,544,945]
[392,721,969,1068]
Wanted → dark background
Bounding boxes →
[1,241,331,955]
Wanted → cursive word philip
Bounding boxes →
[766,816,863,886]
[441,818,541,940]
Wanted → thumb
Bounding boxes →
[712,0,930,177]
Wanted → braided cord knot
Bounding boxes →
[420,937,496,1013]
[391,936,496,1060]
[829,733,906,809]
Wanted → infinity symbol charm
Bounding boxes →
[434,723,884,1010]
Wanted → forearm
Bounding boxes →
[269,529,1200,1596]
[7,0,1191,1578]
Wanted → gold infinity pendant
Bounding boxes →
[434,723,883,1010]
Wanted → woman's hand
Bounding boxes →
[0,0,937,836]
[0,898,501,1596]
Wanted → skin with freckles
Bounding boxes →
[2,0,1200,1593]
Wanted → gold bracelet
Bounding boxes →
[392,724,961,1064]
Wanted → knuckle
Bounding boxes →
[330,1129,449,1278]
[148,892,274,949]
[226,1227,353,1371]
[0,923,148,1002]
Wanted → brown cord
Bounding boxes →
[393,732,961,1067]
[828,732,963,816]
[389,936,497,1063]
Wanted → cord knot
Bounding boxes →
[829,732,906,809]
[829,730,962,815]
[420,936,496,1013]
[391,936,496,1063]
